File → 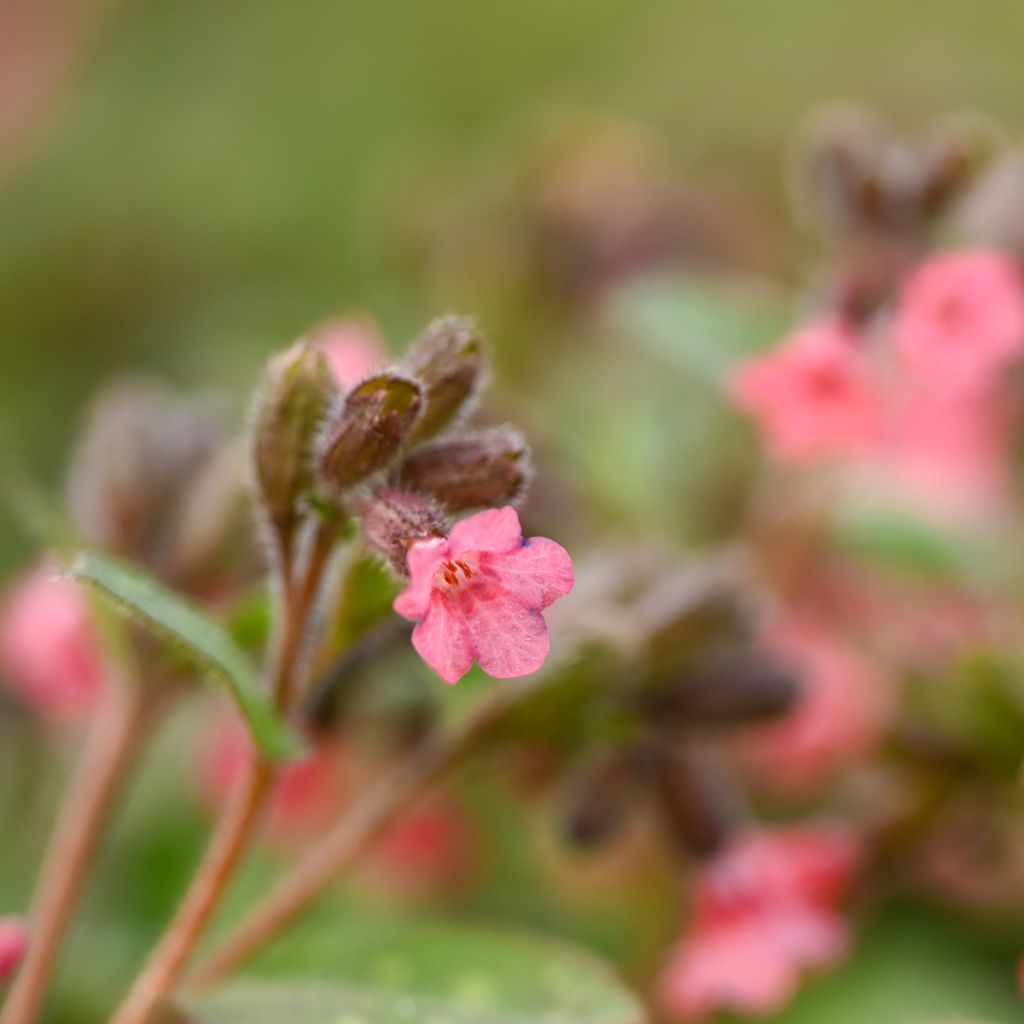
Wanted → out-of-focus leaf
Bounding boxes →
[67,552,301,760]
[186,913,643,1024]
[608,273,788,387]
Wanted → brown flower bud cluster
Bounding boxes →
[249,314,532,576]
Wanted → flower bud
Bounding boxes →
[67,377,220,566]
[641,654,799,725]
[398,427,531,512]
[0,915,28,984]
[251,342,337,550]
[646,739,734,859]
[402,315,486,444]
[561,746,639,847]
[318,374,422,494]
[360,488,446,575]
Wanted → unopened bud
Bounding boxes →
[641,653,798,725]
[318,374,422,494]
[399,428,531,512]
[0,915,28,983]
[67,377,220,565]
[251,342,337,549]
[361,488,446,575]
[645,739,735,859]
[402,315,486,444]
[561,746,639,847]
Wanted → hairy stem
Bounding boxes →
[109,522,337,1024]
[0,681,157,1024]
[191,675,544,989]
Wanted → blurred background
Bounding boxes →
[3,2,1024,1023]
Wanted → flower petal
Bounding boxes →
[466,593,550,679]
[394,537,449,620]
[489,536,574,610]
[448,506,523,556]
[411,593,474,684]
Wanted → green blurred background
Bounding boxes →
[6,0,1024,575]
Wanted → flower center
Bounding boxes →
[435,557,477,591]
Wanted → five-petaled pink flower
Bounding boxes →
[659,825,859,1020]
[895,248,1024,390]
[0,916,28,985]
[311,317,386,390]
[0,562,105,725]
[728,319,880,463]
[394,507,574,684]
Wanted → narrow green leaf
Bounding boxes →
[67,551,301,761]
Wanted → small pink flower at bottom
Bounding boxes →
[659,826,858,1020]
[0,916,28,984]
[311,317,387,390]
[895,248,1024,389]
[727,319,880,463]
[394,507,574,684]
[0,562,105,725]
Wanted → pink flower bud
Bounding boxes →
[728,319,880,463]
[0,563,104,725]
[0,916,28,984]
[310,318,388,391]
[393,507,574,684]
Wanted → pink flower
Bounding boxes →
[728,320,880,463]
[739,617,888,794]
[0,916,28,985]
[895,248,1024,389]
[394,507,574,684]
[659,826,858,1020]
[0,563,105,725]
[199,714,347,844]
[881,383,1013,517]
[311,317,387,390]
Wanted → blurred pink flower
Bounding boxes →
[0,915,28,985]
[394,507,574,684]
[740,617,888,794]
[0,563,104,725]
[311,317,387,390]
[894,248,1024,390]
[881,383,1013,517]
[659,826,859,1020]
[728,320,880,462]
[199,714,347,844]
[365,795,478,898]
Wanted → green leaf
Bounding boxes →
[187,912,643,1024]
[66,551,301,761]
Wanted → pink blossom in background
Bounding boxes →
[394,507,574,684]
[310,317,387,390]
[659,826,859,1020]
[727,319,880,463]
[894,248,1024,390]
[0,563,104,725]
[0,916,28,984]
[199,714,347,844]
[740,617,888,794]
[880,382,1013,518]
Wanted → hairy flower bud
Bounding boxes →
[360,488,446,575]
[402,315,486,444]
[318,374,422,494]
[399,427,531,511]
[251,342,337,551]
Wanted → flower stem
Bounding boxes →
[0,681,157,1024]
[108,522,338,1024]
[190,674,545,990]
